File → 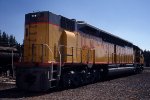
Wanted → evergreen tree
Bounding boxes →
[6,34,9,45]
[2,32,7,45]
[0,30,19,46]
[0,30,1,43]
[13,36,17,45]
[9,35,14,44]
[9,35,17,46]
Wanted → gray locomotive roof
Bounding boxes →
[78,21,133,45]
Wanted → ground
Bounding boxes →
[0,67,150,100]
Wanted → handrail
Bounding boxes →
[43,44,54,62]
[44,44,62,80]
[32,43,54,62]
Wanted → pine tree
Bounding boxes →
[13,35,17,45]
[0,30,1,43]
[9,35,14,46]
[0,29,20,47]
[6,34,9,45]
[2,32,7,46]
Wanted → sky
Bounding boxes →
[0,0,150,50]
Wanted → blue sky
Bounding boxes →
[0,0,150,50]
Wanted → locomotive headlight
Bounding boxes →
[32,14,37,17]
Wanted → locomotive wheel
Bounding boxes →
[80,69,98,84]
[87,70,95,83]
[95,69,101,81]
[62,73,72,88]
[92,70,100,82]
[101,68,108,80]
[62,71,80,88]
[71,71,80,87]
[79,70,88,85]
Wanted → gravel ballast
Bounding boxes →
[0,67,150,100]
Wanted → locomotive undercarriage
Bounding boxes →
[60,64,143,88]
[16,63,143,91]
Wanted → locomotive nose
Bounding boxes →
[16,67,51,91]
[24,73,36,87]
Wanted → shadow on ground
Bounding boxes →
[0,87,62,99]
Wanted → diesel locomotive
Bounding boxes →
[15,11,144,91]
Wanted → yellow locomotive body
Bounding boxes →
[16,11,144,91]
[24,23,134,65]
[23,11,134,66]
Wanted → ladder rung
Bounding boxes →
[52,70,57,73]
[61,54,73,56]
[49,78,57,81]
[66,55,73,56]
[66,54,73,56]
[50,86,56,88]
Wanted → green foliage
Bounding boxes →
[0,30,18,46]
